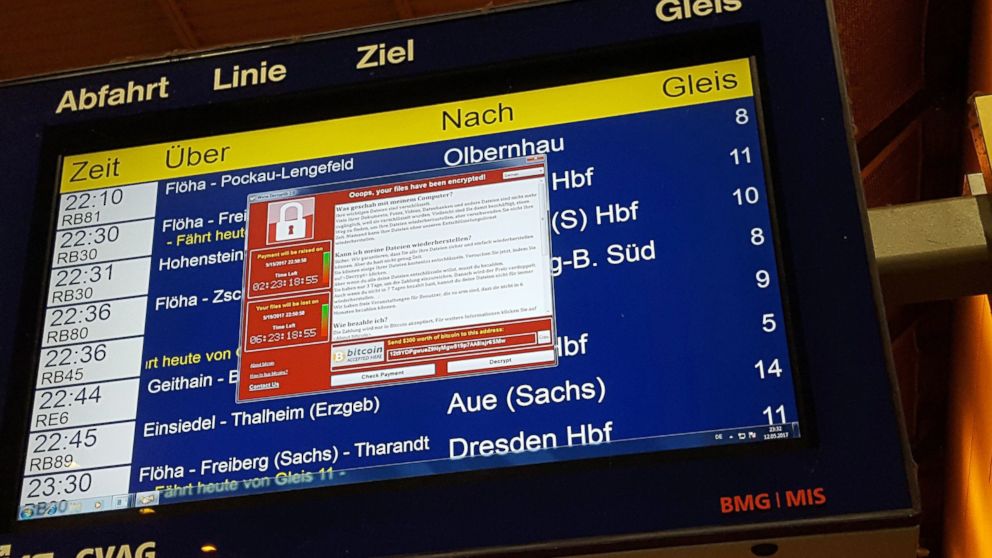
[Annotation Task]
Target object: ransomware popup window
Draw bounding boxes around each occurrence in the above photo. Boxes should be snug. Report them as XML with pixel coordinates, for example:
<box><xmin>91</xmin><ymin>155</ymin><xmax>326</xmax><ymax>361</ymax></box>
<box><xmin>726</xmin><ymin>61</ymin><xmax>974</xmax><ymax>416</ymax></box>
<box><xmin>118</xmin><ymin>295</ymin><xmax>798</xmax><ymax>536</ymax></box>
<box><xmin>239</xmin><ymin>159</ymin><xmax>557</xmax><ymax>400</ymax></box>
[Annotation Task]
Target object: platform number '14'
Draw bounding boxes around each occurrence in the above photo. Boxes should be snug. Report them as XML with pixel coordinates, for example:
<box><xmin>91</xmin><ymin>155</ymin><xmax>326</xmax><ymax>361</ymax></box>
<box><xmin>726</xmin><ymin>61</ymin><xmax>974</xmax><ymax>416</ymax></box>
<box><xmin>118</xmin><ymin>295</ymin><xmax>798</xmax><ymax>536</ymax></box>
<box><xmin>755</xmin><ymin>359</ymin><xmax>783</xmax><ymax>380</ymax></box>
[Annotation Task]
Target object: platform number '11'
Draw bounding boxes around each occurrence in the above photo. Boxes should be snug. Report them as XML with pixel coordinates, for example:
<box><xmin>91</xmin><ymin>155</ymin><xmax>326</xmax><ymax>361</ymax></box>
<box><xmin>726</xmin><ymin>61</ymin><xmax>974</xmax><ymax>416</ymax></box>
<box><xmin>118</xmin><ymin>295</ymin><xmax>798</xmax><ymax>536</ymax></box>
<box><xmin>764</xmin><ymin>405</ymin><xmax>787</xmax><ymax>425</ymax></box>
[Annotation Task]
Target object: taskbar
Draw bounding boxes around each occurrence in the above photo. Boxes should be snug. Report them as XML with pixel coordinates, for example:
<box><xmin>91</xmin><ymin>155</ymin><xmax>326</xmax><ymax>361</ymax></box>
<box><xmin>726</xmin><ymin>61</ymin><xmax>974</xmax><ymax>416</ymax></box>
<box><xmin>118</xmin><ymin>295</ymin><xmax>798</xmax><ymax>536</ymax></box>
<box><xmin>18</xmin><ymin>492</ymin><xmax>141</xmax><ymax>521</ymax></box>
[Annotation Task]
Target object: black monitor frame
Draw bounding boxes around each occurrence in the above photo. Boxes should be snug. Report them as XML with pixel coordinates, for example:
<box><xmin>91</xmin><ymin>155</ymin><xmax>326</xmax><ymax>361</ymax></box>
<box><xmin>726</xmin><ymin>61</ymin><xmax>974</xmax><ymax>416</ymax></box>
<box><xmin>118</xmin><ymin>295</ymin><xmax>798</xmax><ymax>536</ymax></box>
<box><xmin>0</xmin><ymin>1</ymin><xmax>917</xmax><ymax>555</ymax></box>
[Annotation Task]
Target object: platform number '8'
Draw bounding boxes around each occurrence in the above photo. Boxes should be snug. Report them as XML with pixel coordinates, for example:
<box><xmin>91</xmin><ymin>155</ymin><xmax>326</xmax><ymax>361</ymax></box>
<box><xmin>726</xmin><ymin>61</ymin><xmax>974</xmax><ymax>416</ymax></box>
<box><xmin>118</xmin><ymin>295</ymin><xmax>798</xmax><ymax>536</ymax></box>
<box><xmin>736</xmin><ymin>108</ymin><xmax>750</xmax><ymax>125</ymax></box>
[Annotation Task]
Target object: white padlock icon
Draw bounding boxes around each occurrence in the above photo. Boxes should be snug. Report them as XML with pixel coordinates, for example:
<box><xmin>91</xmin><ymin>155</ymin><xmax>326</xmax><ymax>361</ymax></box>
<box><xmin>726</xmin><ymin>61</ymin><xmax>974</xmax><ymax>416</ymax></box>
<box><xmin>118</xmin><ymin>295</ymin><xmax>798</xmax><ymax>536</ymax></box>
<box><xmin>275</xmin><ymin>201</ymin><xmax>307</xmax><ymax>242</ymax></box>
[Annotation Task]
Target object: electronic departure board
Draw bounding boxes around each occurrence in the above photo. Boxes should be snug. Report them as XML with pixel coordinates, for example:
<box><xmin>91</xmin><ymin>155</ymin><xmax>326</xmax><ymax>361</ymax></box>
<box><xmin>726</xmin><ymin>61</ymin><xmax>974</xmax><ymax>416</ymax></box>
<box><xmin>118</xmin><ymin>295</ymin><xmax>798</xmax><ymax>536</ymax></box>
<box><xmin>0</xmin><ymin>1</ymin><xmax>918</xmax><ymax>556</ymax></box>
<box><xmin>18</xmin><ymin>58</ymin><xmax>803</xmax><ymax>520</ymax></box>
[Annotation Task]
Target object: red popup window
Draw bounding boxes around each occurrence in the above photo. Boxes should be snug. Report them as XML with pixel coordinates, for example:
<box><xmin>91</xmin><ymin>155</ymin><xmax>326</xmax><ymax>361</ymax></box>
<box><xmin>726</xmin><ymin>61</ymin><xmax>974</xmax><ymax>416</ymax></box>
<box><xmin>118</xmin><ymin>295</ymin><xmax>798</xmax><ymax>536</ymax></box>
<box><xmin>237</xmin><ymin>158</ymin><xmax>557</xmax><ymax>401</ymax></box>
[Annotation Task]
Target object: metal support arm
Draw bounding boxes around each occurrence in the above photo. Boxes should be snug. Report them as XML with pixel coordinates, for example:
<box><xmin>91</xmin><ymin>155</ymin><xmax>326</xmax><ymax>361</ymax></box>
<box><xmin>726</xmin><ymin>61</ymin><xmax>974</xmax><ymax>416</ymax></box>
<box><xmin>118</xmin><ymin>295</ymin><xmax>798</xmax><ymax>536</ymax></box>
<box><xmin>869</xmin><ymin>175</ymin><xmax>992</xmax><ymax>305</ymax></box>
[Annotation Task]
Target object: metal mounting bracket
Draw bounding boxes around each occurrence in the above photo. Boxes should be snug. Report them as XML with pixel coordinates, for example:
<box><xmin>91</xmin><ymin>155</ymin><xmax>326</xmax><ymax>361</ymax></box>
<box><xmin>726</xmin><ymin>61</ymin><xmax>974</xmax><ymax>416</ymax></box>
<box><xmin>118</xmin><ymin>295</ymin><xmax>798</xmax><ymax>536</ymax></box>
<box><xmin>869</xmin><ymin>174</ymin><xmax>992</xmax><ymax>305</ymax></box>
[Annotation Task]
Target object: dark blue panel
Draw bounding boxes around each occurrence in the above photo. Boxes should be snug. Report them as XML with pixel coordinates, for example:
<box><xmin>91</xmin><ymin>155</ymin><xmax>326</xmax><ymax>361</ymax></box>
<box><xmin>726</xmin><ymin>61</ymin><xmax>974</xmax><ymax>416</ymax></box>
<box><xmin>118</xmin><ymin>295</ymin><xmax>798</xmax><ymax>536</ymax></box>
<box><xmin>0</xmin><ymin>0</ymin><xmax>917</xmax><ymax>555</ymax></box>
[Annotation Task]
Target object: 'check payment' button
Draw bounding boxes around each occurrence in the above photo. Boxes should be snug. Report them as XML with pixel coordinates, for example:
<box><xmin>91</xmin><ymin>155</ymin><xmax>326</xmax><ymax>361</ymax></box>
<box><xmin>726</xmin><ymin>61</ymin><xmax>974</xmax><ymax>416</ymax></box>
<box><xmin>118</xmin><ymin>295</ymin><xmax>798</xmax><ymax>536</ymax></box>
<box><xmin>331</xmin><ymin>364</ymin><xmax>436</xmax><ymax>387</ymax></box>
<box><xmin>448</xmin><ymin>350</ymin><xmax>557</xmax><ymax>374</ymax></box>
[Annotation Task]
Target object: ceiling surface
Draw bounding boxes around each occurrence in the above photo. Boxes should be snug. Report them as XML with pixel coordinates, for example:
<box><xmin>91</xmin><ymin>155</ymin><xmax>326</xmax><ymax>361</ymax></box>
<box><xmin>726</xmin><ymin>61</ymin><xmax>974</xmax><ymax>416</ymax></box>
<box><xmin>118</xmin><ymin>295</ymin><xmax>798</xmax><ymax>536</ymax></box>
<box><xmin>0</xmin><ymin>0</ymin><xmax>530</xmax><ymax>81</ymax></box>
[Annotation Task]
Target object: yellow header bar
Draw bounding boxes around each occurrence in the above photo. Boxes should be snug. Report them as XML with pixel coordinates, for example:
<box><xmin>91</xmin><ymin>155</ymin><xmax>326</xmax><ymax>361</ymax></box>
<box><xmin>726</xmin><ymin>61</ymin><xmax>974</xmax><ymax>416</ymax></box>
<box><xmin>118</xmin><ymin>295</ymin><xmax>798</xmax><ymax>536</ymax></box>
<box><xmin>61</xmin><ymin>58</ymin><xmax>753</xmax><ymax>192</ymax></box>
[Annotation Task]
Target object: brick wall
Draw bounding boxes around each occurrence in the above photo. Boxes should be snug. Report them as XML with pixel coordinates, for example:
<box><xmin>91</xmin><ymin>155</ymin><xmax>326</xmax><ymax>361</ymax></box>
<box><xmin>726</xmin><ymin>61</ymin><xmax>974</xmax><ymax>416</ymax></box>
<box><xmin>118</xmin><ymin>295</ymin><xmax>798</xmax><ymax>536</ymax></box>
<box><xmin>833</xmin><ymin>0</ymin><xmax>975</xmax><ymax>554</ymax></box>
<box><xmin>943</xmin><ymin>0</ymin><xmax>992</xmax><ymax>556</ymax></box>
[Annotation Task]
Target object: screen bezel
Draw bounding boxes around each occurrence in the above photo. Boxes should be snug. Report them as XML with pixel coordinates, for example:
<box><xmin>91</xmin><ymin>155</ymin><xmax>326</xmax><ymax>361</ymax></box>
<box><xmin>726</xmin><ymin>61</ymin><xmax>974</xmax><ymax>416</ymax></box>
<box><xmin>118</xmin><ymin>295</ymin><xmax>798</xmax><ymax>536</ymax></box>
<box><xmin>0</xmin><ymin>1</ymin><xmax>919</xmax><ymax>553</ymax></box>
<box><xmin>1</xmin><ymin>27</ymin><xmax>813</xmax><ymax>531</ymax></box>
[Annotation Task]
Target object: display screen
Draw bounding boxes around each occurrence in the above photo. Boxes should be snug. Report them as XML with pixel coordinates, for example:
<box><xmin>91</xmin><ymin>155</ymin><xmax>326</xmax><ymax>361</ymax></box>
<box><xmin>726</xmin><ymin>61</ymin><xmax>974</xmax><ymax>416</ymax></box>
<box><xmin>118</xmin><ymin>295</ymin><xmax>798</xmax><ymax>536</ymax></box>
<box><xmin>18</xmin><ymin>57</ymin><xmax>802</xmax><ymax>520</ymax></box>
